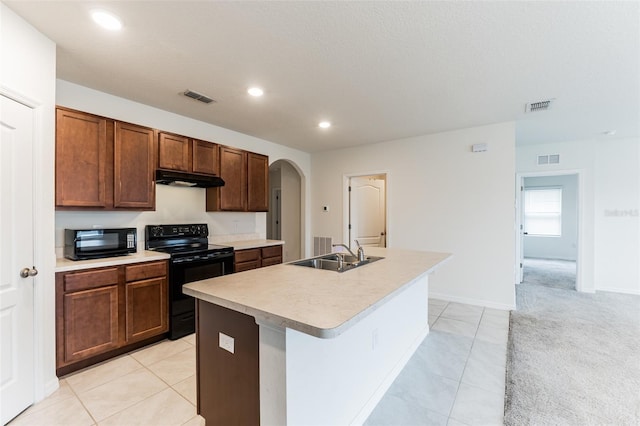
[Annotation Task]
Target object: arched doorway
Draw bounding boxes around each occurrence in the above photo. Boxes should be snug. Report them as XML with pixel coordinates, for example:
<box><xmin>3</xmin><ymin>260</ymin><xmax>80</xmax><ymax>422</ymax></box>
<box><xmin>268</xmin><ymin>160</ymin><xmax>303</xmax><ymax>262</ymax></box>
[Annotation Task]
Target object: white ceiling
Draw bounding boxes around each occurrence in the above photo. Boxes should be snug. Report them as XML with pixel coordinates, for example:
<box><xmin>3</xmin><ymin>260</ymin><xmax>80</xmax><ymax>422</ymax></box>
<box><xmin>6</xmin><ymin>1</ymin><xmax>639</xmax><ymax>153</ymax></box>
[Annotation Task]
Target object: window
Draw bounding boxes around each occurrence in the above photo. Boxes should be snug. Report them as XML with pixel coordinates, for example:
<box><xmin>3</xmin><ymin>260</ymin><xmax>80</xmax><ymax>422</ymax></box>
<box><xmin>524</xmin><ymin>188</ymin><xmax>562</xmax><ymax>236</ymax></box>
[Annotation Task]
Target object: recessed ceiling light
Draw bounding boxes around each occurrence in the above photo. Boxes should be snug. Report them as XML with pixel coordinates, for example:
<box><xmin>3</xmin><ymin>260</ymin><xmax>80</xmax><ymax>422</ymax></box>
<box><xmin>248</xmin><ymin>87</ymin><xmax>264</xmax><ymax>97</ymax></box>
<box><xmin>318</xmin><ymin>121</ymin><xmax>331</xmax><ymax>129</ymax></box>
<box><xmin>603</xmin><ymin>130</ymin><xmax>617</xmax><ymax>136</ymax></box>
<box><xmin>91</xmin><ymin>10</ymin><xmax>123</xmax><ymax>31</ymax></box>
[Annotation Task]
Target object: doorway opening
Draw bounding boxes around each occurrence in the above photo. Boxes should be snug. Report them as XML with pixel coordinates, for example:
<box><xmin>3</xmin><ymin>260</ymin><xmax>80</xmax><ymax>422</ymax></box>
<box><xmin>267</xmin><ymin>160</ymin><xmax>303</xmax><ymax>262</ymax></box>
<box><xmin>515</xmin><ymin>171</ymin><xmax>583</xmax><ymax>291</ymax></box>
<box><xmin>343</xmin><ymin>173</ymin><xmax>388</xmax><ymax>250</ymax></box>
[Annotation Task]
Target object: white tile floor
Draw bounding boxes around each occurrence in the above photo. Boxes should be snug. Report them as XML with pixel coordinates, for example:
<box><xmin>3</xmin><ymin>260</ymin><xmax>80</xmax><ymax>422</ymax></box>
<box><xmin>10</xmin><ymin>299</ymin><xmax>508</xmax><ymax>426</ymax></box>
<box><xmin>365</xmin><ymin>299</ymin><xmax>509</xmax><ymax>426</ymax></box>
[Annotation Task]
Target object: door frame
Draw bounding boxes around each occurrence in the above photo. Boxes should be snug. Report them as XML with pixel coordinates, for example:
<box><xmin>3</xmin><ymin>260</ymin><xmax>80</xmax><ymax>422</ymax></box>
<box><xmin>515</xmin><ymin>169</ymin><xmax>585</xmax><ymax>292</ymax></box>
<box><xmin>342</xmin><ymin>171</ymin><xmax>390</xmax><ymax>249</ymax></box>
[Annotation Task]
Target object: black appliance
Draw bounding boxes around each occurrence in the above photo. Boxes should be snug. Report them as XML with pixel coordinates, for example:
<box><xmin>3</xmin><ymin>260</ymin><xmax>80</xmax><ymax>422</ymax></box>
<box><xmin>155</xmin><ymin>169</ymin><xmax>225</xmax><ymax>188</ymax></box>
<box><xmin>145</xmin><ymin>223</ymin><xmax>234</xmax><ymax>340</ymax></box>
<box><xmin>64</xmin><ymin>228</ymin><xmax>136</xmax><ymax>260</ymax></box>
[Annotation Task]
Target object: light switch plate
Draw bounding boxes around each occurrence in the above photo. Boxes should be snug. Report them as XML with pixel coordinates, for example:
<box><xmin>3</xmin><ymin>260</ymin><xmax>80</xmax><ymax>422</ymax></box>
<box><xmin>219</xmin><ymin>332</ymin><xmax>235</xmax><ymax>354</ymax></box>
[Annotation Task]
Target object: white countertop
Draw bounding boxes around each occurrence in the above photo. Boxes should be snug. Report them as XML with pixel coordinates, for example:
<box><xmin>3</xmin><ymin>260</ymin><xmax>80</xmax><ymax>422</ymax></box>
<box><xmin>222</xmin><ymin>239</ymin><xmax>284</xmax><ymax>250</ymax></box>
<box><xmin>55</xmin><ymin>251</ymin><xmax>170</xmax><ymax>273</ymax></box>
<box><xmin>183</xmin><ymin>247</ymin><xmax>451</xmax><ymax>338</ymax></box>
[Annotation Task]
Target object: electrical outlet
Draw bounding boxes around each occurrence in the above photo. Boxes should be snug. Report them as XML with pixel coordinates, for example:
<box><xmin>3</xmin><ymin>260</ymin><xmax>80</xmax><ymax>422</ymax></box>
<box><xmin>219</xmin><ymin>332</ymin><xmax>235</xmax><ymax>354</ymax></box>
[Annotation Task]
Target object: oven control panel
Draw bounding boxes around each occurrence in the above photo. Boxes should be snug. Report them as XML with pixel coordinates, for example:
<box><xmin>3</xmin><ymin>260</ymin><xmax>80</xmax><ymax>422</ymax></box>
<box><xmin>146</xmin><ymin>224</ymin><xmax>208</xmax><ymax>239</ymax></box>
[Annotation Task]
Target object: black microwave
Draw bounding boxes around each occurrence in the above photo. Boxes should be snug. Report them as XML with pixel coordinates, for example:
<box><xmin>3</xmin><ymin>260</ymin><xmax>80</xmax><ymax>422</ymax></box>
<box><xmin>64</xmin><ymin>228</ymin><xmax>137</xmax><ymax>260</ymax></box>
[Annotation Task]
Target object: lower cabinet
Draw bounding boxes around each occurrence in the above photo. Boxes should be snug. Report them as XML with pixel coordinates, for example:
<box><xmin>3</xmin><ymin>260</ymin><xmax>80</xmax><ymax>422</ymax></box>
<box><xmin>56</xmin><ymin>260</ymin><xmax>168</xmax><ymax>376</ymax></box>
<box><xmin>234</xmin><ymin>245</ymin><xmax>283</xmax><ymax>272</ymax></box>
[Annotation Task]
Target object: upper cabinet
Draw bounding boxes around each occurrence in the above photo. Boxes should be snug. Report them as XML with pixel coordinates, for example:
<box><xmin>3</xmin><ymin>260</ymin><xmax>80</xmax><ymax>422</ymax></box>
<box><xmin>206</xmin><ymin>147</ymin><xmax>268</xmax><ymax>212</ymax></box>
<box><xmin>56</xmin><ymin>107</ymin><xmax>156</xmax><ymax>210</ymax></box>
<box><xmin>158</xmin><ymin>132</ymin><xmax>218</xmax><ymax>176</ymax></box>
<box><xmin>247</xmin><ymin>152</ymin><xmax>269</xmax><ymax>212</ymax></box>
<box><xmin>56</xmin><ymin>108</ymin><xmax>109</xmax><ymax>208</ymax></box>
<box><xmin>56</xmin><ymin>107</ymin><xmax>268</xmax><ymax>213</ymax></box>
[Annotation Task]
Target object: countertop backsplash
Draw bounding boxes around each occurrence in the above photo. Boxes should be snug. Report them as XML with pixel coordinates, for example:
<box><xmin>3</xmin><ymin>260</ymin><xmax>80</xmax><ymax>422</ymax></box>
<box><xmin>55</xmin><ymin>185</ymin><xmax>267</xmax><ymax>259</ymax></box>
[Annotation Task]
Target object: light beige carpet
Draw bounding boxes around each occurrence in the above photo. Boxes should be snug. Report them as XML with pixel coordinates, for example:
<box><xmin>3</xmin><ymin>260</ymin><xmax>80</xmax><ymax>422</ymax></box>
<box><xmin>505</xmin><ymin>283</ymin><xmax>640</xmax><ymax>425</ymax></box>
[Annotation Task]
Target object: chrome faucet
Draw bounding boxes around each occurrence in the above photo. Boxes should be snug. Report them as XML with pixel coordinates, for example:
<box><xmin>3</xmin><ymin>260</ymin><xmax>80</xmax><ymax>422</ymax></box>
<box><xmin>354</xmin><ymin>240</ymin><xmax>365</xmax><ymax>262</ymax></box>
<box><xmin>332</xmin><ymin>241</ymin><xmax>366</xmax><ymax>262</ymax></box>
<box><xmin>332</xmin><ymin>243</ymin><xmax>357</xmax><ymax>258</ymax></box>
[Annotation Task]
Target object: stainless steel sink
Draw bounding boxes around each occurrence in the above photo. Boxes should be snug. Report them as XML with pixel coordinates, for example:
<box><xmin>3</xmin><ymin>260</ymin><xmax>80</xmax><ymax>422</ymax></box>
<box><xmin>289</xmin><ymin>253</ymin><xmax>384</xmax><ymax>273</ymax></box>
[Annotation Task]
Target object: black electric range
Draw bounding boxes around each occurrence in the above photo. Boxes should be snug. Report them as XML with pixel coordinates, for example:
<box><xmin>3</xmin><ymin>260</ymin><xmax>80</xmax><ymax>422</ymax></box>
<box><xmin>145</xmin><ymin>224</ymin><xmax>234</xmax><ymax>339</ymax></box>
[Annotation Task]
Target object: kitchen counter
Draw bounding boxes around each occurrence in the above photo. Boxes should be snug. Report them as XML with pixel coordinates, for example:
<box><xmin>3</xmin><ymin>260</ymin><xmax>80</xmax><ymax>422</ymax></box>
<box><xmin>184</xmin><ymin>247</ymin><xmax>450</xmax><ymax>338</ymax></box>
<box><xmin>218</xmin><ymin>239</ymin><xmax>284</xmax><ymax>250</ymax></box>
<box><xmin>55</xmin><ymin>250</ymin><xmax>170</xmax><ymax>273</ymax></box>
<box><xmin>187</xmin><ymin>247</ymin><xmax>452</xmax><ymax>425</ymax></box>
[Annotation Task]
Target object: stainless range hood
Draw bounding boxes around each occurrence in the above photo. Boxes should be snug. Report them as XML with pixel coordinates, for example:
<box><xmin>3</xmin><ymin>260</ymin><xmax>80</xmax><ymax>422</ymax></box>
<box><xmin>155</xmin><ymin>170</ymin><xmax>225</xmax><ymax>188</ymax></box>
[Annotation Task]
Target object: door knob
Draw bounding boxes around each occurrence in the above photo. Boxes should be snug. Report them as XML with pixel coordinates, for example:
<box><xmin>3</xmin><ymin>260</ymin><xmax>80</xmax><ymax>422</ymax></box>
<box><xmin>20</xmin><ymin>266</ymin><xmax>38</xmax><ymax>278</ymax></box>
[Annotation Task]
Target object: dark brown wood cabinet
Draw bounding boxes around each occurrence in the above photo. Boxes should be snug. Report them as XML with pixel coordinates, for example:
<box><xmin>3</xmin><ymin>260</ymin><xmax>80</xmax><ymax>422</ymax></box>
<box><xmin>56</xmin><ymin>107</ymin><xmax>156</xmax><ymax>210</ymax></box>
<box><xmin>114</xmin><ymin>122</ymin><xmax>156</xmax><ymax>209</ymax></box>
<box><xmin>206</xmin><ymin>147</ymin><xmax>268</xmax><ymax>212</ymax></box>
<box><xmin>247</xmin><ymin>152</ymin><xmax>269</xmax><ymax>211</ymax></box>
<box><xmin>124</xmin><ymin>261</ymin><xmax>168</xmax><ymax>343</ymax></box>
<box><xmin>192</xmin><ymin>139</ymin><xmax>218</xmax><ymax>175</ymax></box>
<box><xmin>59</xmin><ymin>267</ymin><xmax>120</xmax><ymax>365</ymax></box>
<box><xmin>158</xmin><ymin>132</ymin><xmax>190</xmax><ymax>172</ymax></box>
<box><xmin>158</xmin><ymin>132</ymin><xmax>218</xmax><ymax>176</ymax></box>
<box><xmin>56</xmin><ymin>260</ymin><xmax>169</xmax><ymax>375</ymax></box>
<box><xmin>55</xmin><ymin>108</ymin><xmax>109</xmax><ymax>208</ymax></box>
<box><xmin>234</xmin><ymin>245</ymin><xmax>283</xmax><ymax>272</ymax></box>
<box><xmin>196</xmin><ymin>301</ymin><xmax>259</xmax><ymax>425</ymax></box>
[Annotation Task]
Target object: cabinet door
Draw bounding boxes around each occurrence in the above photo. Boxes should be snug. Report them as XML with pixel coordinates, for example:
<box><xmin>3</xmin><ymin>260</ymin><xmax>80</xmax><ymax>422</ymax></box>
<box><xmin>247</xmin><ymin>152</ymin><xmax>269</xmax><ymax>212</ymax></box>
<box><xmin>158</xmin><ymin>132</ymin><xmax>190</xmax><ymax>172</ymax></box>
<box><xmin>125</xmin><ymin>277</ymin><xmax>168</xmax><ymax>343</ymax></box>
<box><xmin>63</xmin><ymin>285</ymin><xmax>119</xmax><ymax>363</ymax></box>
<box><xmin>192</xmin><ymin>139</ymin><xmax>218</xmax><ymax>175</ymax></box>
<box><xmin>56</xmin><ymin>108</ymin><xmax>108</xmax><ymax>207</ymax></box>
<box><xmin>114</xmin><ymin>122</ymin><xmax>156</xmax><ymax>209</ymax></box>
<box><xmin>218</xmin><ymin>146</ymin><xmax>247</xmax><ymax>211</ymax></box>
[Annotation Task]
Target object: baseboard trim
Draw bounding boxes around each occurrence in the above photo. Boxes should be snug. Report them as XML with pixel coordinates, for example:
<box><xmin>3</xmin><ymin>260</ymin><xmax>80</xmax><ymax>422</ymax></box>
<box><xmin>596</xmin><ymin>287</ymin><xmax>640</xmax><ymax>296</ymax></box>
<box><xmin>42</xmin><ymin>377</ymin><xmax>60</xmax><ymax>401</ymax></box>
<box><xmin>429</xmin><ymin>292</ymin><xmax>515</xmax><ymax>310</ymax></box>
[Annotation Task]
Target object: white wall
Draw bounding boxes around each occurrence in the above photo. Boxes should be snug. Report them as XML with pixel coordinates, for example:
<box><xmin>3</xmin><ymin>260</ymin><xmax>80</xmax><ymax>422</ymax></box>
<box><xmin>524</xmin><ymin>174</ymin><xmax>579</xmax><ymax>260</ymax></box>
<box><xmin>312</xmin><ymin>122</ymin><xmax>517</xmax><ymax>309</ymax></box>
<box><xmin>55</xmin><ymin>80</ymin><xmax>312</xmax><ymax>254</ymax></box>
<box><xmin>594</xmin><ymin>138</ymin><xmax>640</xmax><ymax>294</ymax></box>
<box><xmin>516</xmin><ymin>137</ymin><xmax>640</xmax><ymax>295</ymax></box>
<box><xmin>1</xmin><ymin>2</ymin><xmax>57</xmax><ymax>399</ymax></box>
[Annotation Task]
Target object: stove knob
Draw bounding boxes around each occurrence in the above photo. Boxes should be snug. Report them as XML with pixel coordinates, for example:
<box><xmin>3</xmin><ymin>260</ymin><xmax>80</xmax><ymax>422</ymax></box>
<box><xmin>151</xmin><ymin>226</ymin><xmax>163</xmax><ymax>237</ymax></box>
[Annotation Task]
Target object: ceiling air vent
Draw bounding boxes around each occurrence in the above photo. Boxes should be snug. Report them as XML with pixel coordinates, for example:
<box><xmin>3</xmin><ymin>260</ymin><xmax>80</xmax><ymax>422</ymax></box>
<box><xmin>183</xmin><ymin>89</ymin><xmax>215</xmax><ymax>104</ymax></box>
<box><xmin>525</xmin><ymin>99</ymin><xmax>553</xmax><ymax>113</ymax></box>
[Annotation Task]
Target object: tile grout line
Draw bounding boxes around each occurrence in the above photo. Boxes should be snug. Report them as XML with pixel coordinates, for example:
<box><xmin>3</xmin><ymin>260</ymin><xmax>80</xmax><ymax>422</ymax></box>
<box><xmin>445</xmin><ymin>306</ymin><xmax>483</xmax><ymax>423</ymax></box>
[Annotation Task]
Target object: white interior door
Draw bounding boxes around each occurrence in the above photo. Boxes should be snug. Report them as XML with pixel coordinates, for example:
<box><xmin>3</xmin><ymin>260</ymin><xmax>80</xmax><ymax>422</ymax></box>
<box><xmin>1</xmin><ymin>95</ymin><xmax>36</xmax><ymax>424</ymax></box>
<box><xmin>349</xmin><ymin>176</ymin><xmax>386</xmax><ymax>248</ymax></box>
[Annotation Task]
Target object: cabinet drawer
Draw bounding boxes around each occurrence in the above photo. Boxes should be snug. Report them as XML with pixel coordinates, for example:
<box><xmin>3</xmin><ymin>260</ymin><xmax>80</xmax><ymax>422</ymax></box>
<box><xmin>125</xmin><ymin>261</ymin><xmax>167</xmax><ymax>282</ymax></box>
<box><xmin>261</xmin><ymin>245</ymin><xmax>282</xmax><ymax>259</ymax></box>
<box><xmin>261</xmin><ymin>256</ymin><xmax>282</xmax><ymax>267</ymax></box>
<box><xmin>235</xmin><ymin>261</ymin><xmax>260</xmax><ymax>273</ymax></box>
<box><xmin>64</xmin><ymin>267</ymin><xmax>119</xmax><ymax>292</ymax></box>
<box><xmin>235</xmin><ymin>249</ymin><xmax>260</xmax><ymax>263</ymax></box>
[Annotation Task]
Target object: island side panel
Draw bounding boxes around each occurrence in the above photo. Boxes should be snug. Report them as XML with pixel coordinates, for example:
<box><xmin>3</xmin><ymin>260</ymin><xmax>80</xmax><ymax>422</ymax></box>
<box><xmin>285</xmin><ymin>274</ymin><xmax>429</xmax><ymax>425</ymax></box>
<box><xmin>196</xmin><ymin>300</ymin><xmax>260</xmax><ymax>425</ymax></box>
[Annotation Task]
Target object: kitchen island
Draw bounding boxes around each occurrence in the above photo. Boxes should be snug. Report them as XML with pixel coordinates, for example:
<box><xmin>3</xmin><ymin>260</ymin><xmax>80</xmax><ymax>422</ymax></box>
<box><xmin>183</xmin><ymin>247</ymin><xmax>450</xmax><ymax>425</ymax></box>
